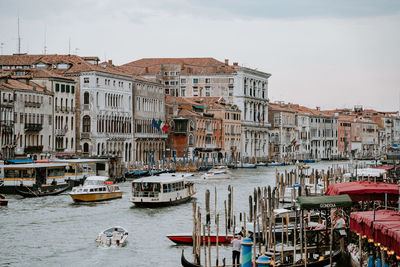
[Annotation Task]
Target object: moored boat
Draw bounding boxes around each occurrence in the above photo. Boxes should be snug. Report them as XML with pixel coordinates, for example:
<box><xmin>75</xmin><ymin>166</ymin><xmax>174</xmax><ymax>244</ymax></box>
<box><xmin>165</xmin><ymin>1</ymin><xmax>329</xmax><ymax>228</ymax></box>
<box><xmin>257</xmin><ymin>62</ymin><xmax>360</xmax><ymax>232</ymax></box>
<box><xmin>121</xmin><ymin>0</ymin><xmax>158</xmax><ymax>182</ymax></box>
<box><xmin>256</xmin><ymin>162</ymin><xmax>268</xmax><ymax>167</ymax></box>
<box><xmin>15</xmin><ymin>184</ymin><xmax>70</xmax><ymax>198</ymax></box>
<box><xmin>237</xmin><ymin>163</ymin><xmax>257</xmax><ymax>169</ymax></box>
<box><xmin>0</xmin><ymin>194</ymin><xmax>8</xmax><ymax>206</ymax></box>
<box><xmin>95</xmin><ymin>226</ymin><xmax>128</xmax><ymax>247</ymax></box>
<box><xmin>131</xmin><ymin>174</ymin><xmax>195</xmax><ymax>207</ymax></box>
<box><xmin>167</xmin><ymin>233</ymin><xmax>233</xmax><ymax>245</ymax></box>
<box><xmin>69</xmin><ymin>176</ymin><xmax>123</xmax><ymax>202</ymax></box>
<box><xmin>201</xmin><ymin>167</ymin><xmax>231</xmax><ymax>180</ymax></box>
<box><xmin>267</xmin><ymin>162</ymin><xmax>285</xmax><ymax>166</ymax></box>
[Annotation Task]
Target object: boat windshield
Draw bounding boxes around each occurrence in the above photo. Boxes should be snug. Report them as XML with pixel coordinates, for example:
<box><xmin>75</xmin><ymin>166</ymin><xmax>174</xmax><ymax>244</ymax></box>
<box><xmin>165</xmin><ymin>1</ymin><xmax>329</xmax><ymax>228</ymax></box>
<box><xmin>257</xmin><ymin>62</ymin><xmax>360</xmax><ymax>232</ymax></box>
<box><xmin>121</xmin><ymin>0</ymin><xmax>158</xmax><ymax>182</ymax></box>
<box><xmin>84</xmin><ymin>179</ymin><xmax>105</xmax><ymax>186</ymax></box>
<box><xmin>133</xmin><ymin>182</ymin><xmax>161</xmax><ymax>192</ymax></box>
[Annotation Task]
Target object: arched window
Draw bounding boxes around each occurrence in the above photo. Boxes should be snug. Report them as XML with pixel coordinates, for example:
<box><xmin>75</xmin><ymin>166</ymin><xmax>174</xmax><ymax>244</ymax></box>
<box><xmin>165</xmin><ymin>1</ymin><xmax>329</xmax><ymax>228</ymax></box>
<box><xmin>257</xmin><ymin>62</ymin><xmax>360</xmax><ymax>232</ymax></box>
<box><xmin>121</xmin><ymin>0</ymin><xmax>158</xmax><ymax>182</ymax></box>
<box><xmin>83</xmin><ymin>143</ymin><xmax>89</xmax><ymax>153</ymax></box>
<box><xmin>84</xmin><ymin>92</ymin><xmax>90</xmax><ymax>105</ymax></box>
<box><xmin>188</xmin><ymin>134</ymin><xmax>194</xmax><ymax>146</ymax></box>
<box><xmin>82</xmin><ymin>115</ymin><xmax>91</xmax><ymax>132</ymax></box>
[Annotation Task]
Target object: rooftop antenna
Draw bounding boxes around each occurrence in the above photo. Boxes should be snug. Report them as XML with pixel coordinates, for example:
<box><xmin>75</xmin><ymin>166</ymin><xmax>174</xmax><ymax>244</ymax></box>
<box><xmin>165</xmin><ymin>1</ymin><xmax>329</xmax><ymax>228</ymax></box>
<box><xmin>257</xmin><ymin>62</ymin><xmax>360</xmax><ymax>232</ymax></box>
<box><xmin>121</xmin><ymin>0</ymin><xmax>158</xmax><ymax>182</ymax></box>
<box><xmin>17</xmin><ymin>14</ymin><xmax>21</xmax><ymax>54</ymax></box>
<box><xmin>43</xmin><ymin>24</ymin><xmax>47</xmax><ymax>54</ymax></box>
<box><xmin>68</xmin><ymin>37</ymin><xmax>71</xmax><ymax>55</ymax></box>
<box><xmin>0</xmin><ymin>43</ymin><xmax>4</xmax><ymax>55</ymax></box>
<box><xmin>74</xmin><ymin>47</ymin><xmax>79</xmax><ymax>55</ymax></box>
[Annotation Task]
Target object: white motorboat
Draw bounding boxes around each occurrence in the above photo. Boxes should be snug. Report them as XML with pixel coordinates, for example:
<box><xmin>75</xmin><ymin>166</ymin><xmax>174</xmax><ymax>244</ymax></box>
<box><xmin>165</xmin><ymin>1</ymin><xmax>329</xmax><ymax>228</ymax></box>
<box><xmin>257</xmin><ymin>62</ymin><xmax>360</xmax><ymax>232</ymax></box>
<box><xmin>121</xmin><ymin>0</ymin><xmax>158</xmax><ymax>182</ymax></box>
<box><xmin>96</xmin><ymin>226</ymin><xmax>128</xmax><ymax>247</ymax></box>
<box><xmin>202</xmin><ymin>167</ymin><xmax>231</xmax><ymax>180</ymax></box>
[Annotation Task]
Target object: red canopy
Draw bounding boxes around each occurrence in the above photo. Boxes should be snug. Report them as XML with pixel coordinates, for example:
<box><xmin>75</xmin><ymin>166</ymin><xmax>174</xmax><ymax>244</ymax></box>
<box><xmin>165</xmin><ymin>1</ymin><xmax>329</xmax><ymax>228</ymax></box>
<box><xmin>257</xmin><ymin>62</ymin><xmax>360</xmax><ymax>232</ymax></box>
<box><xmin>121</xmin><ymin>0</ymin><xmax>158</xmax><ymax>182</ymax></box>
<box><xmin>373</xmin><ymin>164</ymin><xmax>400</xmax><ymax>171</ymax></box>
<box><xmin>325</xmin><ymin>181</ymin><xmax>399</xmax><ymax>201</ymax></box>
<box><xmin>350</xmin><ymin>210</ymin><xmax>400</xmax><ymax>254</ymax></box>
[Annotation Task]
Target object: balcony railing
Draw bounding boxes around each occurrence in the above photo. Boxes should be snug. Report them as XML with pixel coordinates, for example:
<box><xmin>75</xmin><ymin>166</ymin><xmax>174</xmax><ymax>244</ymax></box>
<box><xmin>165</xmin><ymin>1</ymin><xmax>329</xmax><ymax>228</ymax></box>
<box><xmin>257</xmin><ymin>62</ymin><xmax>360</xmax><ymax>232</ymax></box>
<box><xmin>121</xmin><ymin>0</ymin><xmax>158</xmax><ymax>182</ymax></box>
<box><xmin>56</xmin><ymin>129</ymin><xmax>66</xmax><ymax>136</ymax></box>
<box><xmin>81</xmin><ymin>132</ymin><xmax>91</xmax><ymax>139</ymax></box>
<box><xmin>205</xmin><ymin>129</ymin><xmax>213</xmax><ymax>135</ymax></box>
<box><xmin>82</xmin><ymin>104</ymin><xmax>90</xmax><ymax>111</ymax></box>
<box><xmin>24</xmin><ymin>102</ymin><xmax>41</xmax><ymax>108</ymax></box>
<box><xmin>1</xmin><ymin>120</ymin><xmax>14</xmax><ymax>127</ymax></box>
<box><xmin>24</xmin><ymin>145</ymin><xmax>43</xmax><ymax>153</ymax></box>
<box><xmin>25</xmin><ymin>123</ymin><xmax>43</xmax><ymax>132</ymax></box>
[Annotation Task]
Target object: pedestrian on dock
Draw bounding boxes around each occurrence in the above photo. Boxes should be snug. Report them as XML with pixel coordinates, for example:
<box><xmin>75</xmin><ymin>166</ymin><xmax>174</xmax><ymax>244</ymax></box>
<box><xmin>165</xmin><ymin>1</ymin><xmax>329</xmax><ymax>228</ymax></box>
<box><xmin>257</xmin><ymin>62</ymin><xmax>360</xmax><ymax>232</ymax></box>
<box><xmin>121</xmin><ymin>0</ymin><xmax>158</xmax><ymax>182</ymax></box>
<box><xmin>231</xmin><ymin>234</ymin><xmax>241</xmax><ymax>266</ymax></box>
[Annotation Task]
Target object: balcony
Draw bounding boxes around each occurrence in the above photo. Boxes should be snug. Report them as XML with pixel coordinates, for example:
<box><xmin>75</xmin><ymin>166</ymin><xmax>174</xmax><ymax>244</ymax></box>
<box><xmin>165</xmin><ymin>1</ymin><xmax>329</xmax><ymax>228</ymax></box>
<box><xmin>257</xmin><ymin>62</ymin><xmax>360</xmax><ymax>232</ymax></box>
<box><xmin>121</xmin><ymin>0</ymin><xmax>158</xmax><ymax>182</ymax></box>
<box><xmin>24</xmin><ymin>102</ymin><xmax>41</xmax><ymax>108</ymax></box>
<box><xmin>1</xmin><ymin>120</ymin><xmax>14</xmax><ymax>127</ymax></box>
<box><xmin>55</xmin><ymin>146</ymin><xmax>65</xmax><ymax>151</ymax></box>
<box><xmin>205</xmin><ymin>129</ymin><xmax>213</xmax><ymax>135</ymax></box>
<box><xmin>56</xmin><ymin>129</ymin><xmax>66</xmax><ymax>136</ymax></box>
<box><xmin>81</xmin><ymin>132</ymin><xmax>91</xmax><ymax>139</ymax></box>
<box><xmin>205</xmin><ymin>144</ymin><xmax>216</xmax><ymax>149</ymax></box>
<box><xmin>82</xmin><ymin>104</ymin><xmax>90</xmax><ymax>111</ymax></box>
<box><xmin>25</xmin><ymin>123</ymin><xmax>43</xmax><ymax>132</ymax></box>
<box><xmin>24</xmin><ymin>145</ymin><xmax>43</xmax><ymax>153</ymax></box>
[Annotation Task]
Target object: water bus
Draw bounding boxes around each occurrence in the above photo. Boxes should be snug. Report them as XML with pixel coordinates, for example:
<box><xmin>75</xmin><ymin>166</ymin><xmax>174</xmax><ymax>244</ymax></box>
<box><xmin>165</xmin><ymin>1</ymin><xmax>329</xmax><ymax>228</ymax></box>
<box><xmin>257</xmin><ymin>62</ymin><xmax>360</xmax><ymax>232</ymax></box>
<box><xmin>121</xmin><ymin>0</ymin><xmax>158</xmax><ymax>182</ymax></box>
<box><xmin>52</xmin><ymin>158</ymin><xmax>110</xmax><ymax>186</ymax></box>
<box><xmin>131</xmin><ymin>174</ymin><xmax>195</xmax><ymax>207</ymax></box>
<box><xmin>69</xmin><ymin>176</ymin><xmax>122</xmax><ymax>202</ymax></box>
<box><xmin>0</xmin><ymin>162</ymin><xmax>68</xmax><ymax>194</ymax></box>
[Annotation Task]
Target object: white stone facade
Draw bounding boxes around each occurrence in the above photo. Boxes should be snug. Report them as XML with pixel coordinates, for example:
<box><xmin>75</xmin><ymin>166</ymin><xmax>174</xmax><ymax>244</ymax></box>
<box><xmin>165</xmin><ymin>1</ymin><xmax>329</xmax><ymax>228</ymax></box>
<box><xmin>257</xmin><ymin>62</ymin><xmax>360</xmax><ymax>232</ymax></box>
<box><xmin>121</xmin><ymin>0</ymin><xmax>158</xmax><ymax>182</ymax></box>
<box><xmin>233</xmin><ymin>67</ymin><xmax>271</xmax><ymax>161</ymax></box>
<box><xmin>78</xmin><ymin>71</ymin><xmax>133</xmax><ymax>166</ymax></box>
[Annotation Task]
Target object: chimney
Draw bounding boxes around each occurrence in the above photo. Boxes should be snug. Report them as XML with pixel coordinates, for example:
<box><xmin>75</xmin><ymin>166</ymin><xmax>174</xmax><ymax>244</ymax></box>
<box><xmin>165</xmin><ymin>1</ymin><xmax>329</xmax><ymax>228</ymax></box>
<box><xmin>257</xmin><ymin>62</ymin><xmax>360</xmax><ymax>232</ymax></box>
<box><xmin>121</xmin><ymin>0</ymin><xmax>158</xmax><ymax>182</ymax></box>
<box><xmin>316</xmin><ymin>106</ymin><xmax>320</xmax><ymax>111</ymax></box>
<box><xmin>180</xmin><ymin>62</ymin><xmax>184</xmax><ymax>70</ymax></box>
<box><xmin>108</xmin><ymin>60</ymin><xmax>112</xmax><ymax>65</ymax></box>
<box><xmin>33</xmin><ymin>84</ymin><xmax>37</xmax><ymax>91</ymax></box>
<box><xmin>145</xmin><ymin>67</ymin><xmax>149</xmax><ymax>74</ymax></box>
<box><xmin>224</xmin><ymin>59</ymin><xmax>229</xmax><ymax>66</ymax></box>
<box><xmin>188</xmin><ymin>67</ymin><xmax>192</xmax><ymax>74</ymax></box>
<box><xmin>233</xmin><ymin>62</ymin><xmax>238</xmax><ymax>66</ymax></box>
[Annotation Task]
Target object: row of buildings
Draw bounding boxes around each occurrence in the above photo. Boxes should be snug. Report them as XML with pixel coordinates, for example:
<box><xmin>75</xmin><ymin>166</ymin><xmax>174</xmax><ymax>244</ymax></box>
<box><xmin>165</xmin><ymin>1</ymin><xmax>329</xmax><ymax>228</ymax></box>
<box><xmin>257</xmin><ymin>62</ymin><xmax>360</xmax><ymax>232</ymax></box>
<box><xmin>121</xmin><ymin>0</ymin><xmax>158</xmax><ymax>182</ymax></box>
<box><xmin>0</xmin><ymin>54</ymin><xmax>398</xmax><ymax>167</ymax></box>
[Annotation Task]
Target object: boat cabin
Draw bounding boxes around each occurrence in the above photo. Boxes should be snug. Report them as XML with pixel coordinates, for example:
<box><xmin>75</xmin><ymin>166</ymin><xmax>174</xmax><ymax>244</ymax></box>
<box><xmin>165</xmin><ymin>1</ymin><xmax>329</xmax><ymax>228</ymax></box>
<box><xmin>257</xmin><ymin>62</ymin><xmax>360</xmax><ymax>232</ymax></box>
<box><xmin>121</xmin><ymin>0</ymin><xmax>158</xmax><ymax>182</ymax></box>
<box><xmin>132</xmin><ymin>176</ymin><xmax>186</xmax><ymax>198</ymax></box>
<box><xmin>52</xmin><ymin>159</ymin><xmax>109</xmax><ymax>182</ymax></box>
<box><xmin>1</xmin><ymin>163</ymin><xmax>68</xmax><ymax>187</ymax></box>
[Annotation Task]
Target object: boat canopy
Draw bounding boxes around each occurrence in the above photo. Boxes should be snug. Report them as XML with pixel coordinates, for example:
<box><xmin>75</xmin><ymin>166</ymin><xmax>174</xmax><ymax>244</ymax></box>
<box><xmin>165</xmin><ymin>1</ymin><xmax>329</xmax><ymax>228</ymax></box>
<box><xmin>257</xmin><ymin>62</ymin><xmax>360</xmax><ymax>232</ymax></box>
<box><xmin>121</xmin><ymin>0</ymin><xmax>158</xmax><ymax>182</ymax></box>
<box><xmin>6</xmin><ymin>159</ymin><xmax>34</xmax><ymax>164</ymax></box>
<box><xmin>85</xmin><ymin>176</ymin><xmax>108</xmax><ymax>181</ymax></box>
<box><xmin>325</xmin><ymin>181</ymin><xmax>399</xmax><ymax>201</ymax></box>
<box><xmin>3</xmin><ymin>163</ymin><xmax>68</xmax><ymax>169</ymax></box>
<box><xmin>297</xmin><ymin>194</ymin><xmax>352</xmax><ymax>210</ymax></box>
<box><xmin>134</xmin><ymin>174</ymin><xmax>186</xmax><ymax>184</ymax></box>
<box><xmin>350</xmin><ymin>210</ymin><xmax>400</xmax><ymax>255</ymax></box>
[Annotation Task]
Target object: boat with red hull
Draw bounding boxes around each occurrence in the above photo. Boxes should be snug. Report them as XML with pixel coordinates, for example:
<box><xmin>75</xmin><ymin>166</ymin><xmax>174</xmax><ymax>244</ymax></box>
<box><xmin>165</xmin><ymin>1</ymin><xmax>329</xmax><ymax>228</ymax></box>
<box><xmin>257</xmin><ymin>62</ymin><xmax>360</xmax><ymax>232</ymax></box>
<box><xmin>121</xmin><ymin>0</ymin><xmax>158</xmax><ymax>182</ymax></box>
<box><xmin>167</xmin><ymin>233</ymin><xmax>233</xmax><ymax>245</ymax></box>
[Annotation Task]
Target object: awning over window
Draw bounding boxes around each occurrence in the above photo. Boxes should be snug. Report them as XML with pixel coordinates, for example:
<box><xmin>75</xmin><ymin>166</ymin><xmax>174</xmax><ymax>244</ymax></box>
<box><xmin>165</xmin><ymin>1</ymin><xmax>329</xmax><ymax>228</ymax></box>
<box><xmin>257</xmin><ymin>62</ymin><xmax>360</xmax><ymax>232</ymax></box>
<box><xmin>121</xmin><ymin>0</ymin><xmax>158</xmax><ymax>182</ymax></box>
<box><xmin>297</xmin><ymin>194</ymin><xmax>352</xmax><ymax>210</ymax></box>
<box><xmin>325</xmin><ymin>181</ymin><xmax>399</xmax><ymax>201</ymax></box>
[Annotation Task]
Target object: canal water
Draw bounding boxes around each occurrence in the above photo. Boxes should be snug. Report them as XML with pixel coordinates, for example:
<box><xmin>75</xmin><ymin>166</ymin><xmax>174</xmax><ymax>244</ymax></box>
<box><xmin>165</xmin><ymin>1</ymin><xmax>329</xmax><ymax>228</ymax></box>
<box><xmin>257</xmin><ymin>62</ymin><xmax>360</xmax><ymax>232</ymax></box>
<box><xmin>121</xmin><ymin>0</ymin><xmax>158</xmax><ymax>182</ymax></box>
<box><xmin>0</xmin><ymin>161</ymin><xmax>350</xmax><ymax>267</ymax></box>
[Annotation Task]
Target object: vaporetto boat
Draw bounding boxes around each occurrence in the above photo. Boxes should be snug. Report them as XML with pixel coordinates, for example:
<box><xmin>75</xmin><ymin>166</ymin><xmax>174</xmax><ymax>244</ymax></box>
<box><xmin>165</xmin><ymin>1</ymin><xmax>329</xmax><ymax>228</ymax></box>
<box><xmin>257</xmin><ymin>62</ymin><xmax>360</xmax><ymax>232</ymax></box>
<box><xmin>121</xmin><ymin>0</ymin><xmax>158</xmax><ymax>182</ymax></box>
<box><xmin>69</xmin><ymin>176</ymin><xmax>122</xmax><ymax>202</ymax></box>
<box><xmin>130</xmin><ymin>174</ymin><xmax>196</xmax><ymax>207</ymax></box>
<box><xmin>201</xmin><ymin>166</ymin><xmax>231</xmax><ymax>180</ymax></box>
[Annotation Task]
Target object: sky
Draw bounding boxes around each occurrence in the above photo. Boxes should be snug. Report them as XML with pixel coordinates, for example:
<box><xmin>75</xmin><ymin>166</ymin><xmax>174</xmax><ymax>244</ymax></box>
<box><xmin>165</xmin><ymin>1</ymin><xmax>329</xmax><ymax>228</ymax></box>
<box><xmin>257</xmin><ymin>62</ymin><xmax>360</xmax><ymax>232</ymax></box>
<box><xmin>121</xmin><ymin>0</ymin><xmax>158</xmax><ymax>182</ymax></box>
<box><xmin>0</xmin><ymin>0</ymin><xmax>399</xmax><ymax>112</ymax></box>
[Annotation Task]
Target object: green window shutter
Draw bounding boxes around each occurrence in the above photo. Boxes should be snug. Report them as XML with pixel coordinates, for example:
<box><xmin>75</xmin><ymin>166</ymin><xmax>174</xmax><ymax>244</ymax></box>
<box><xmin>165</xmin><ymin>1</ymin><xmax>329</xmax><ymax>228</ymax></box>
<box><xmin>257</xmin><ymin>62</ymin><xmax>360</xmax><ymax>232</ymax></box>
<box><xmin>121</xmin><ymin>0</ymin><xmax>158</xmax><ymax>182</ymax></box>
<box><xmin>55</xmin><ymin>84</ymin><xmax>59</xmax><ymax>92</ymax></box>
<box><xmin>71</xmin><ymin>86</ymin><xmax>75</xmax><ymax>94</ymax></box>
<box><xmin>66</xmin><ymin>85</ymin><xmax>70</xmax><ymax>93</ymax></box>
<box><xmin>61</xmin><ymin>84</ymin><xmax>65</xmax><ymax>92</ymax></box>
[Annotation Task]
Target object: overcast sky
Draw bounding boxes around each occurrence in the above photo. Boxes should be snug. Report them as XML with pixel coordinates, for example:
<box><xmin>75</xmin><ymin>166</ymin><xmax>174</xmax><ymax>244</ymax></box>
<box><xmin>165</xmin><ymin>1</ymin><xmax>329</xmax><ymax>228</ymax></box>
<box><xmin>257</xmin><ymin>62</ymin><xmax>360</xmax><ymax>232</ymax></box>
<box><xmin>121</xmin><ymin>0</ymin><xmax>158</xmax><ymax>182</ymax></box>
<box><xmin>0</xmin><ymin>0</ymin><xmax>399</xmax><ymax>111</ymax></box>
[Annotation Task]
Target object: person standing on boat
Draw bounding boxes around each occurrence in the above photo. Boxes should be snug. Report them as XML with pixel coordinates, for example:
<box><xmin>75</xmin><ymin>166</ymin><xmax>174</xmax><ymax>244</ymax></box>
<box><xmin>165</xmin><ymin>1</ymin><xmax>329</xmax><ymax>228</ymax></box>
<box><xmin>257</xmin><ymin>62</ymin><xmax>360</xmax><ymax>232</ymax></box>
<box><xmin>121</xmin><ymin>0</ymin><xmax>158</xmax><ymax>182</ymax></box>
<box><xmin>112</xmin><ymin>228</ymin><xmax>121</xmax><ymax>246</ymax></box>
<box><xmin>231</xmin><ymin>235</ymin><xmax>241</xmax><ymax>266</ymax></box>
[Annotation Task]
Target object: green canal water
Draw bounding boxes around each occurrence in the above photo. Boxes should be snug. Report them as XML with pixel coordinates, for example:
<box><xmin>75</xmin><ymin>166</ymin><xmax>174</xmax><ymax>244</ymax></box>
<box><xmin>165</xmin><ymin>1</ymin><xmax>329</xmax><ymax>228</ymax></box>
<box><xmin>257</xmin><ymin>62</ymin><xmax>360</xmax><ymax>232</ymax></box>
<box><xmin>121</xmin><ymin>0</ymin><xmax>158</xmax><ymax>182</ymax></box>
<box><xmin>0</xmin><ymin>161</ymin><xmax>350</xmax><ymax>267</ymax></box>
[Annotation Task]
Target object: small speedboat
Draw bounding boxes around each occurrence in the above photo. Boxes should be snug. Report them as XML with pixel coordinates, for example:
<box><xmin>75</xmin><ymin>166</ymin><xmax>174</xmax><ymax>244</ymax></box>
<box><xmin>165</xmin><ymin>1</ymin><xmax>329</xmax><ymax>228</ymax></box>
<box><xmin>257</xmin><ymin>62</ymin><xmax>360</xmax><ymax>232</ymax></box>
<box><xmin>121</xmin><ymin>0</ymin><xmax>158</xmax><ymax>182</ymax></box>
<box><xmin>96</xmin><ymin>226</ymin><xmax>128</xmax><ymax>247</ymax></box>
<box><xmin>202</xmin><ymin>167</ymin><xmax>231</xmax><ymax>180</ymax></box>
<box><xmin>256</xmin><ymin>162</ymin><xmax>268</xmax><ymax>167</ymax></box>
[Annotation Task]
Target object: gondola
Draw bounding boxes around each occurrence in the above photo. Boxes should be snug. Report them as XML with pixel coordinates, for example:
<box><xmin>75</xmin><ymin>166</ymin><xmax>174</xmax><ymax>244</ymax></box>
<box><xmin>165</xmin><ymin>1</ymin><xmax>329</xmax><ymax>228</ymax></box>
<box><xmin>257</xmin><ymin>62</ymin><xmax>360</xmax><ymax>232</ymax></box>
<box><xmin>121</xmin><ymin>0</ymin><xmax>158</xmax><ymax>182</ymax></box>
<box><xmin>15</xmin><ymin>184</ymin><xmax>70</xmax><ymax>198</ymax></box>
<box><xmin>181</xmin><ymin>250</ymin><xmax>202</xmax><ymax>267</ymax></box>
<box><xmin>281</xmin><ymin>250</ymin><xmax>342</xmax><ymax>267</ymax></box>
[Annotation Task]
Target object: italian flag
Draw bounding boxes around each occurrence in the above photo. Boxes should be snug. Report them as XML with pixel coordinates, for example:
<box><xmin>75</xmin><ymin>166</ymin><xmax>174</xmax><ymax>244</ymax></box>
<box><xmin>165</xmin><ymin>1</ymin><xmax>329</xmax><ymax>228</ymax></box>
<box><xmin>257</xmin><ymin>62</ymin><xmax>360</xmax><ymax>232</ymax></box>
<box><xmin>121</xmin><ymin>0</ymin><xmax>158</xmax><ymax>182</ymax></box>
<box><xmin>291</xmin><ymin>138</ymin><xmax>297</xmax><ymax>146</ymax></box>
<box><xmin>157</xmin><ymin>120</ymin><xmax>168</xmax><ymax>132</ymax></box>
